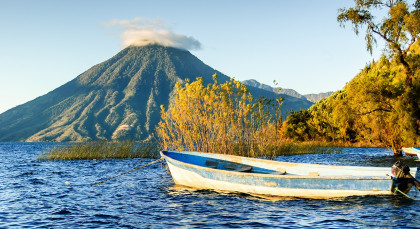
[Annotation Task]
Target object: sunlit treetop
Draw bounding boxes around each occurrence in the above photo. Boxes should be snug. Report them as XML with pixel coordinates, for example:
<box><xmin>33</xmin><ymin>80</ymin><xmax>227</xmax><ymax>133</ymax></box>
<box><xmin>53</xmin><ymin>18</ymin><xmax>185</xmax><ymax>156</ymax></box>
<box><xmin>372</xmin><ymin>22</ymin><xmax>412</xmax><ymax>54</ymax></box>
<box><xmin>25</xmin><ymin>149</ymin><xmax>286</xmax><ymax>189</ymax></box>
<box><xmin>338</xmin><ymin>0</ymin><xmax>419</xmax><ymax>57</ymax></box>
<box><xmin>338</xmin><ymin>0</ymin><xmax>420</xmax><ymax>87</ymax></box>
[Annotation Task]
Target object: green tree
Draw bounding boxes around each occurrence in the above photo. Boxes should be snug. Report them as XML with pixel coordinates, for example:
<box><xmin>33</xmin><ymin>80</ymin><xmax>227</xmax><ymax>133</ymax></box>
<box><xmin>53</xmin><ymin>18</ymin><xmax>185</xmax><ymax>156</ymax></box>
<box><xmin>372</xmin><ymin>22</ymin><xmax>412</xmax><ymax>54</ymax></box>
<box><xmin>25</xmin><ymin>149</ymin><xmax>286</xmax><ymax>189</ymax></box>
<box><xmin>345</xmin><ymin>57</ymin><xmax>409</xmax><ymax>153</ymax></box>
<box><xmin>284</xmin><ymin>110</ymin><xmax>315</xmax><ymax>141</ymax></box>
<box><xmin>338</xmin><ymin>0</ymin><xmax>419</xmax><ymax>84</ymax></box>
<box><xmin>338</xmin><ymin>0</ymin><xmax>420</xmax><ymax>154</ymax></box>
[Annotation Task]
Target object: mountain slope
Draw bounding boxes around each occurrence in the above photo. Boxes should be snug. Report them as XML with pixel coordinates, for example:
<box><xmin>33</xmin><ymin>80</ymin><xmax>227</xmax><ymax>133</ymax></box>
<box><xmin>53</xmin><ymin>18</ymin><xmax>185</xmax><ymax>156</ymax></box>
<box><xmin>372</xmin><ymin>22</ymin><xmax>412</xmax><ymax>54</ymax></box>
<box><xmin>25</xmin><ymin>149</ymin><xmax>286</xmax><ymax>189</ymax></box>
<box><xmin>242</xmin><ymin>79</ymin><xmax>333</xmax><ymax>103</ymax></box>
<box><xmin>0</xmin><ymin>45</ymin><xmax>312</xmax><ymax>142</ymax></box>
<box><xmin>303</xmin><ymin>92</ymin><xmax>334</xmax><ymax>103</ymax></box>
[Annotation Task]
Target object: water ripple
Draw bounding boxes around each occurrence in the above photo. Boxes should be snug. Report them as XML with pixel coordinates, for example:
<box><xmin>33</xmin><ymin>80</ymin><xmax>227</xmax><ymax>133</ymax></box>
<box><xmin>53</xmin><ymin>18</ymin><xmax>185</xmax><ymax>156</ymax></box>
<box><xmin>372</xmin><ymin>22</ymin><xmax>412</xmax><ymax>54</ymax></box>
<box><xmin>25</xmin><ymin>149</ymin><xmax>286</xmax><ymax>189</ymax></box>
<box><xmin>0</xmin><ymin>143</ymin><xmax>419</xmax><ymax>228</ymax></box>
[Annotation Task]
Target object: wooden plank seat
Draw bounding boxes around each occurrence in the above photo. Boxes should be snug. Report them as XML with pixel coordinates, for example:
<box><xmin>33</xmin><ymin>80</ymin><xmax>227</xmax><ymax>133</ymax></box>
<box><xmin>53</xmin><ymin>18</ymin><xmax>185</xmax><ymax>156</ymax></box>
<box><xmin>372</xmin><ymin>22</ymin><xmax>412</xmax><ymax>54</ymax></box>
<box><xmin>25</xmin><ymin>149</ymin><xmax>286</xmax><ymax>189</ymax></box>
<box><xmin>223</xmin><ymin>163</ymin><xmax>253</xmax><ymax>172</ymax></box>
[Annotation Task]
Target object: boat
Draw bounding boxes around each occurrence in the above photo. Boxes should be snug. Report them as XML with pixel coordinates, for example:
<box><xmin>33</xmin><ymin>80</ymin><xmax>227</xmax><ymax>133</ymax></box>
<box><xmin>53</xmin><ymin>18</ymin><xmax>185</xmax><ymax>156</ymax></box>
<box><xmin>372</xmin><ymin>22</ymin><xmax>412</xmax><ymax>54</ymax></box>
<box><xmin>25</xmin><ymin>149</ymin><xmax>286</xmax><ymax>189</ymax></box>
<box><xmin>160</xmin><ymin>151</ymin><xmax>420</xmax><ymax>198</ymax></box>
<box><xmin>402</xmin><ymin>147</ymin><xmax>420</xmax><ymax>158</ymax></box>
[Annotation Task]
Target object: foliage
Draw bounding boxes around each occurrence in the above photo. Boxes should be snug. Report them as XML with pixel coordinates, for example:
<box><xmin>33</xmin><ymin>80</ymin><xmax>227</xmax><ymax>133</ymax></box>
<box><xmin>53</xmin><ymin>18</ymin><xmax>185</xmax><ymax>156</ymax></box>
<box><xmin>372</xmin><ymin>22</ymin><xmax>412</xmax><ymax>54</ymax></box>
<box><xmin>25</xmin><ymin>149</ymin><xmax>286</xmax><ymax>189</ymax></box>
<box><xmin>156</xmin><ymin>75</ymin><xmax>285</xmax><ymax>158</ymax></box>
<box><xmin>284</xmin><ymin>46</ymin><xmax>420</xmax><ymax>155</ymax></box>
<box><xmin>283</xmin><ymin>1</ymin><xmax>420</xmax><ymax>156</ymax></box>
<box><xmin>37</xmin><ymin>140</ymin><xmax>159</xmax><ymax>160</ymax></box>
<box><xmin>338</xmin><ymin>1</ymin><xmax>420</xmax><ymax>147</ymax></box>
<box><xmin>285</xmin><ymin>1</ymin><xmax>420</xmax><ymax>154</ymax></box>
<box><xmin>338</xmin><ymin>0</ymin><xmax>419</xmax><ymax>75</ymax></box>
<box><xmin>283</xmin><ymin>110</ymin><xmax>314</xmax><ymax>141</ymax></box>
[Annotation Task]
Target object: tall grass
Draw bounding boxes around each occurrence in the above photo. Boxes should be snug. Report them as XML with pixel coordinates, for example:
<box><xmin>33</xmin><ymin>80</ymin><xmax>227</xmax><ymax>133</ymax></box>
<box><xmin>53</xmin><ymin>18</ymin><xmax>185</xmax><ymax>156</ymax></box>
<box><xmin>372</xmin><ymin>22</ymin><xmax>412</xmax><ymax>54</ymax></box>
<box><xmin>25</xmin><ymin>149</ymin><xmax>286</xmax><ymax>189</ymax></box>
<box><xmin>37</xmin><ymin>139</ymin><xmax>339</xmax><ymax>161</ymax></box>
<box><xmin>156</xmin><ymin>76</ymin><xmax>288</xmax><ymax>157</ymax></box>
<box><xmin>221</xmin><ymin>141</ymin><xmax>341</xmax><ymax>159</ymax></box>
<box><xmin>37</xmin><ymin>140</ymin><xmax>159</xmax><ymax>161</ymax></box>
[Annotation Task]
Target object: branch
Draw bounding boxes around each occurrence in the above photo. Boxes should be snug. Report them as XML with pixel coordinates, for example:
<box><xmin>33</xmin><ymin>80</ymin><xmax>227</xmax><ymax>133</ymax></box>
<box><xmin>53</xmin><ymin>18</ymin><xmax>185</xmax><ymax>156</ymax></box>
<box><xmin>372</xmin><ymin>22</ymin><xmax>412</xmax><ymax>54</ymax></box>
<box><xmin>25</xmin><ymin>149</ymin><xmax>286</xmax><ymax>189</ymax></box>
<box><xmin>358</xmin><ymin>108</ymin><xmax>392</xmax><ymax>115</ymax></box>
<box><xmin>402</xmin><ymin>38</ymin><xmax>417</xmax><ymax>55</ymax></box>
<box><xmin>367</xmin><ymin>21</ymin><xmax>394</xmax><ymax>44</ymax></box>
<box><xmin>367</xmin><ymin>21</ymin><xmax>405</xmax><ymax>54</ymax></box>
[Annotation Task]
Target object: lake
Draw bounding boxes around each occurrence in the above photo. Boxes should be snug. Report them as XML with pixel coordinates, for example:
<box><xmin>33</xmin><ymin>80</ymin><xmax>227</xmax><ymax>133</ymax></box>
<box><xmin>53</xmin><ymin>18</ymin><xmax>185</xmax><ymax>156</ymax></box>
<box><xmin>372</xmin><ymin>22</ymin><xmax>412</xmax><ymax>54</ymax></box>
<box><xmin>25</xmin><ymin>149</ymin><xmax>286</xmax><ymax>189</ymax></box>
<box><xmin>1</xmin><ymin>142</ymin><xmax>419</xmax><ymax>228</ymax></box>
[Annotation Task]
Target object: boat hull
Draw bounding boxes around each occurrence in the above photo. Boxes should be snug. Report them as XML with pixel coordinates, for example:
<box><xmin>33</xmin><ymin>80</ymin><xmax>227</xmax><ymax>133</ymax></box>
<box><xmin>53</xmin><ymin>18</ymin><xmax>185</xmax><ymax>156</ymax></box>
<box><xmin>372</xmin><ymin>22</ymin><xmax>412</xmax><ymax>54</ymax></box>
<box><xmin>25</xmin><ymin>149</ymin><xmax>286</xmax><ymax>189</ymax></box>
<box><xmin>402</xmin><ymin>147</ymin><xmax>420</xmax><ymax>157</ymax></box>
<box><xmin>161</xmin><ymin>151</ymin><xmax>394</xmax><ymax>198</ymax></box>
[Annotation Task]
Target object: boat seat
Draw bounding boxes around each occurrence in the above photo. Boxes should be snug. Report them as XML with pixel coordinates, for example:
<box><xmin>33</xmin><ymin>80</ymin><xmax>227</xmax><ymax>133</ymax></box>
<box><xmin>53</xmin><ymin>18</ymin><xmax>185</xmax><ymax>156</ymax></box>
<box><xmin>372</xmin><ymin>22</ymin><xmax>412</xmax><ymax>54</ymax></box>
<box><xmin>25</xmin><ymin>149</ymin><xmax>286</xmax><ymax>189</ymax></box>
<box><xmin>308</xmin><ymin>172</ymin><xmax>320</xmax><ymax>176</ymax></box>
<box><xmin>223</xmin><ymin>163</ymin><xmax>253</xmax><ymax>172</ymax></box>
<box><xmin>205</xmin><ymin>160</ymin><xmax>219</xmax><ymax>168</ymax></box>
<box><xmin>233</xmin><ymin>165</ymin><xmax>253</xmax><ymax>172</ymax></box>
<box><xmin>271</xmin><ymin>168</ymin><xmax>286</xmax><ymax>175</ymax></box>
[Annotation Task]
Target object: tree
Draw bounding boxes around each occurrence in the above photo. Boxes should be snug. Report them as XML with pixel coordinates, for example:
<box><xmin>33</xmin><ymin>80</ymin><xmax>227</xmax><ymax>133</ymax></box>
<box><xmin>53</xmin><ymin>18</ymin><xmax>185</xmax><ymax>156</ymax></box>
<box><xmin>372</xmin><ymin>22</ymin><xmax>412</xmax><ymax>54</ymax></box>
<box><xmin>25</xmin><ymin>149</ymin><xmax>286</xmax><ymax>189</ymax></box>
<box><xmin>338</xmin><ymin>0</ymin><xmax>420</xmax><ymax>153</ymax></box>
<box><xmin>338</xmin><ymin>0</ymin><xmax>420</xmax><ymax>85</ymax></box>
<box><xmin>283</xmin><ymin>110</ymin><xmax>315</xmax><ymax>141</ymax></box>
<box><xmin>156</xmin><ymin>75</ymin><xmax>283</xmax><ymax>158</ymax></box>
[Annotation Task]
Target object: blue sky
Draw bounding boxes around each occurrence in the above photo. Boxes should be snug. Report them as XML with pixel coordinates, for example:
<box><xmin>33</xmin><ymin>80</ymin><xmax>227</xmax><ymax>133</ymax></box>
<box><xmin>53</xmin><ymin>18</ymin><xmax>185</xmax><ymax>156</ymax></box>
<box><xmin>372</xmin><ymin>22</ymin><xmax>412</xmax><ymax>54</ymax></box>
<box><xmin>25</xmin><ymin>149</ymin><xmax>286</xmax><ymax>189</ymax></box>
<box><xmin>0</xmin><ymin>0</ymin><xmax>383</xmax><ymax>113</ymax></box>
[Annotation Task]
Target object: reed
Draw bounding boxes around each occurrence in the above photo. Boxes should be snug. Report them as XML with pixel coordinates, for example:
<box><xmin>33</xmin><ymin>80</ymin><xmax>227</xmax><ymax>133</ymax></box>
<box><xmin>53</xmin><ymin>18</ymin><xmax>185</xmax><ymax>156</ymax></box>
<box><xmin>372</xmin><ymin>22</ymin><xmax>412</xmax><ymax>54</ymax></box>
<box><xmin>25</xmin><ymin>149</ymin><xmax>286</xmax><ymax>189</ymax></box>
<box><xmin>225</xmin><ymin>140</ymin><xmax>340</xmax><ymax>159</ymax></box>
<box><xmin>268</xmin><ymin>141</ymin><xmax>342</xmax><ymax>156</ymax></box>
<box><xmin>37</xmin><ymin>140</ymin><xmax>159</xmax><ymax>161</ymax></box>
<box><xmin>37</xmin><ymin>139</ymin><xmax>339</xmax><ymax>161</ymax></box>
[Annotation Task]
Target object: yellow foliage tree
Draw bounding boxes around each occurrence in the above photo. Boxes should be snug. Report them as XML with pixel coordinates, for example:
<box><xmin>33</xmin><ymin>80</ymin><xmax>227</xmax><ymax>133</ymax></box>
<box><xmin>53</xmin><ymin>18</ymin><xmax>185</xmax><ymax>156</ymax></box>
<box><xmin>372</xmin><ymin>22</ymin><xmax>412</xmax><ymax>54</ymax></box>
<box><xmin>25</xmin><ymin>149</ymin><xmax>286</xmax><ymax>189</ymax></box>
<box><xmin>156</xmin><ymin>75</ymin><xmax>283</xmax><ymax>158</ymax></box>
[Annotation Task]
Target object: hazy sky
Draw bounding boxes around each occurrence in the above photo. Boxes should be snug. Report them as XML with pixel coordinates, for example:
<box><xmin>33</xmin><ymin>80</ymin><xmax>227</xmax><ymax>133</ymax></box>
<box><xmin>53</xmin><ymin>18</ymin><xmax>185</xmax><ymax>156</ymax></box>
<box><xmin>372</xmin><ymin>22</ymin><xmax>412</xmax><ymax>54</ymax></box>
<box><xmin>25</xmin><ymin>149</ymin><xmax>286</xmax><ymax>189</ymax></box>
<box><xmin>0</xmin><ymin>0</ymin><xmax>383</xmax><ymax>114</ymax></box>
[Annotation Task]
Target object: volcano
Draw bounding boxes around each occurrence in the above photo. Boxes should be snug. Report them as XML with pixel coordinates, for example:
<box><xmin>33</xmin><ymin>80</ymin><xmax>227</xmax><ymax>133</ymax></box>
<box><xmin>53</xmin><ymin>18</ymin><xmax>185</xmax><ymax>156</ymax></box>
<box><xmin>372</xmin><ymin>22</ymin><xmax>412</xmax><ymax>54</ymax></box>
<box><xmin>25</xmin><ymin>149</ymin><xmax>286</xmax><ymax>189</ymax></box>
<box><xmin>0</xmin><ymin>45</ymin><xmax>312</xmax><ymax>142</ymax></box>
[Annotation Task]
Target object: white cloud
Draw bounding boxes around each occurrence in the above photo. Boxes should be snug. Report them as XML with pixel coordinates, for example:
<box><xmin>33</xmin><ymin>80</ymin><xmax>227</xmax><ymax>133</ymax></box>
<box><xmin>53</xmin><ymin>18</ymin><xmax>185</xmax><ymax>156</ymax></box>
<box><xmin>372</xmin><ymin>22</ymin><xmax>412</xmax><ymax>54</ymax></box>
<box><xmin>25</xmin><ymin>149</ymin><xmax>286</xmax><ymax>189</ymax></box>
<box><xmin>102</xmin><ymin>17</ymin><xmax>201</xmax><ymax>50</ymax></box>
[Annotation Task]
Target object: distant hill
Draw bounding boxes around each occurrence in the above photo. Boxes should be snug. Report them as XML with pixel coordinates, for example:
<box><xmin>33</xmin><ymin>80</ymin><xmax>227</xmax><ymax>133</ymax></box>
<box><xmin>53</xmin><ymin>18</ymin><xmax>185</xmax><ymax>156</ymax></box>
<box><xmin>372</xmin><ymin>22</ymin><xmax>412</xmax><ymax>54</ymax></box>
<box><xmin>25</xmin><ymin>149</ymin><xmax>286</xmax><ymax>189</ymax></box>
<box><xmin>242</xmin><ymin>79</ymin><xmax>333</xmax><ymax>103</ymax></box>
<box><xmin>0</xmin><ymin>45</ymin><xmax>313</xmax><ymax>142</ymax></box>
<box><xmin>303</xmin><ymin>92</ymin><xmax>334</xmax><ymax>103</ymax></box>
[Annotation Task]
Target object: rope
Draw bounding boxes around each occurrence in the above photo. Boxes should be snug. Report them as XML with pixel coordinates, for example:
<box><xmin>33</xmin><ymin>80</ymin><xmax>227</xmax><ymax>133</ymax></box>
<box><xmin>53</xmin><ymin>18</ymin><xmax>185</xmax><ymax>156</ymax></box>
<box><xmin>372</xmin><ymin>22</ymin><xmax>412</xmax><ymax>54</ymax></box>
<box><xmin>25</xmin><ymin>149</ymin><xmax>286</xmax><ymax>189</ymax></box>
<box><xmin>91</xmin><ymin>157</ymin><xmax>164</xmax><ymax>186</ymax></box>
<box><xmin>393</xmin><ymin>187</ymin><xmax>416</xmax><ymax>200</ymax></box>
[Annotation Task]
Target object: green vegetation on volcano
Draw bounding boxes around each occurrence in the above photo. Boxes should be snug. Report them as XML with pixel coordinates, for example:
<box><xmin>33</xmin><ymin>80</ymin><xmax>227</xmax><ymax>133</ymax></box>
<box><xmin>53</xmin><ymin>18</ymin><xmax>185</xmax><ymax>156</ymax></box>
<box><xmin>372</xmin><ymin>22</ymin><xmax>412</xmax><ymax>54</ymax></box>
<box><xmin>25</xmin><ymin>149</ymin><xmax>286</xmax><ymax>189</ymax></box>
<box><xmin>0</xmin><ymin>45</ymin><xmax>312</xmax><ymax>142</ymax></box>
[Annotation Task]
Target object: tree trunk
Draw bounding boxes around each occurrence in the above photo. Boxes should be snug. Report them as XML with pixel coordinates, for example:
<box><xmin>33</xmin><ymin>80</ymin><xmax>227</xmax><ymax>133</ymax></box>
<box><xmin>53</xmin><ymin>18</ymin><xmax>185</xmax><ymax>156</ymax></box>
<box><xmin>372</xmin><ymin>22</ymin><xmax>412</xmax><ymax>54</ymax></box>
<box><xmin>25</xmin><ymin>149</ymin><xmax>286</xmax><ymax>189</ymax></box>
<box><xmin>398</xmin><ymin>53</ymin><xmax>414</xmax><ymax>87</ymax></box>
<box><xmin>393</xmin><ymin>148</ymin><xmax>403</xmax><ymax>157</ymax></box>
<box><xmin>399</xmin><ymin>54</ymin><xmax>420</xmax><ymax>135</ymax></box>
<box><xmin>405</xmin><ymin>86</ymin><xmax>420</xmax><ymax>135</ymax></box>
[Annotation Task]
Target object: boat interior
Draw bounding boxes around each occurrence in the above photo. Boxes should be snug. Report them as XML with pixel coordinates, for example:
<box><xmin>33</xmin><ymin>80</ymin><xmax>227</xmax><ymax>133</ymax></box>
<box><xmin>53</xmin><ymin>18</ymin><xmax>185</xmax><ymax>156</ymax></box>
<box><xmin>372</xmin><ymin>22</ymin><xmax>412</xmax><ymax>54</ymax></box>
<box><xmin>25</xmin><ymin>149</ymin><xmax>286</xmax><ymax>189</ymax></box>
<box><xmin>162</xmin><ymin>151</ymin><xmax>400</xmax><ymax>177</ymax></box>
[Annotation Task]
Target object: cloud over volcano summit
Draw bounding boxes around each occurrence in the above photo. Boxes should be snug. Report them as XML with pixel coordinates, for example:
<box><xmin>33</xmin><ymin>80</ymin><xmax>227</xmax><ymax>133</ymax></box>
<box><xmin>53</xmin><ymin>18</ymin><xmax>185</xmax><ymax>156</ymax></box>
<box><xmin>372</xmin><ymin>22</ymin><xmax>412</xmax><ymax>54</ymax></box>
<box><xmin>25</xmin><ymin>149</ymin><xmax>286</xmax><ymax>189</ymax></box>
<box><xmin>102</xmin><ymin>17</ymin><xmax>201</xmax><ymax>51</ymax></box>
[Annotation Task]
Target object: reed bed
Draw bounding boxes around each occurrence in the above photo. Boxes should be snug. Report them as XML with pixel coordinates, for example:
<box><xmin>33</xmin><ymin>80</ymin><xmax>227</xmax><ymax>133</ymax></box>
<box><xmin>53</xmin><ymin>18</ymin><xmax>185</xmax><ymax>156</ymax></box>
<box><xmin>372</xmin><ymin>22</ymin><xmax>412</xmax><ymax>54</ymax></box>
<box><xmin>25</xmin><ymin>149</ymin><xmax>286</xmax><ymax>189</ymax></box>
<box><xmin>228</xmin><ymin>141</ymin><xmax>341</xmax><ymax>159</ymax></box>
<box><xmin>155</xmin><ymin>77</ymin><xmax>341</xmax><ymax>160</ymax></box>
<box><xmin>37</xmin><ymin>140</ymin><xmax>159</xmax><ymax>161</ymax></box>
<box><xmin>37</xmin><ymin>139</ymin><xmax>339</xmax><ymax>161</ymax></box>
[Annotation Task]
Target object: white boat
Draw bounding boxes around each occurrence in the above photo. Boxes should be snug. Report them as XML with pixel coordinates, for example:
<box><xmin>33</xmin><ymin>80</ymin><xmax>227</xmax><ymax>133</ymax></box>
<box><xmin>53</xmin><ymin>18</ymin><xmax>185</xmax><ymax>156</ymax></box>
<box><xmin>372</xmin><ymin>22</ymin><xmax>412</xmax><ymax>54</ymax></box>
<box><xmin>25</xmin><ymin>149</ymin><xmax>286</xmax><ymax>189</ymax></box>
<box><xmin>402</xmin><ymin>147</ymin><xmax>420</xmax><ymax>158</ymax></box>
<box><xmin>160</xmin><ymin>151</ymin><xmax>420</xmax><ymax>199</ymax></box>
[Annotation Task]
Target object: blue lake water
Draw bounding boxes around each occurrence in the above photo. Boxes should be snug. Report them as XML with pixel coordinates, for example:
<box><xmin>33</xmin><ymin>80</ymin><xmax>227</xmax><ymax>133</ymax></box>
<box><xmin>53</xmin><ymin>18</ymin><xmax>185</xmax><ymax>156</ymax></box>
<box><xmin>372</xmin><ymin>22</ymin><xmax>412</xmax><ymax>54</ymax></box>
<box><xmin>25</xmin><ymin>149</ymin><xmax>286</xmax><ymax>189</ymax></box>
<box><xmin>1</xmin><ymin>142</ymin><xmax>420</xmax><ymax>228</ymax></box>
